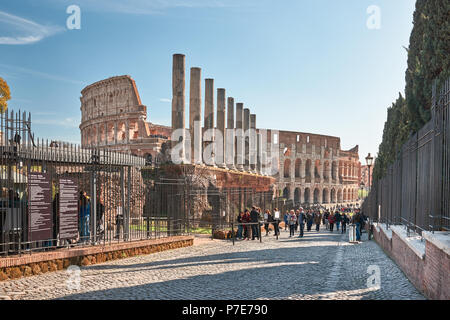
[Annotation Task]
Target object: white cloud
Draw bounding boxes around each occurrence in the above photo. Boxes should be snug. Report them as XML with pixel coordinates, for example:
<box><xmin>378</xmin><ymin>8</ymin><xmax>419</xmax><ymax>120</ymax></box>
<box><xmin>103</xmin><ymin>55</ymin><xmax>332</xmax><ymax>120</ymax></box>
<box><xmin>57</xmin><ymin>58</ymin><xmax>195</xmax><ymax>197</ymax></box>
<box><xmin>159</xmin><ymin>98</ymin><xmax>171</xmax><ymax>103</ymax></box>
<box><xmin>47</xmin><ymin>0</ymin><xmax>245</xmax><ymax>15</ymax></box>
<box><xmin>0</xmin><ymin>63</ymin><xmax>85</xmax><ymax>85</ymax></box>
<box><xmin>34</xmin><ymin>117</ymin><xmax>79</xmax><ymax>128</ymax></box>
<box><xmin>0</xmin><ymin>10</ymin><xmax>64</xmax><ymax>45</ymax></box>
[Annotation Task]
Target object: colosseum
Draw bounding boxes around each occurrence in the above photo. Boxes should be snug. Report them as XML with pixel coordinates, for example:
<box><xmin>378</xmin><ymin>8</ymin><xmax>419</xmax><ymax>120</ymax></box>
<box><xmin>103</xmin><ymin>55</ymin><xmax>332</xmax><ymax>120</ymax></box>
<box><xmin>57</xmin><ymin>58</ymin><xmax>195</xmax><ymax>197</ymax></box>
<box><xmin>79</xmin><ymin>75</ymin><xmax>171</xmax><ymax>162</ymax></box>
<box><xmin>274</xmin><ymin>129</ymin><xmax>361</xmax><ymax>208</ymax></box>
<box><xmin>79</xmin><ymin>54</ymin><xmax>361</xmax><ymax>208</ymax></box>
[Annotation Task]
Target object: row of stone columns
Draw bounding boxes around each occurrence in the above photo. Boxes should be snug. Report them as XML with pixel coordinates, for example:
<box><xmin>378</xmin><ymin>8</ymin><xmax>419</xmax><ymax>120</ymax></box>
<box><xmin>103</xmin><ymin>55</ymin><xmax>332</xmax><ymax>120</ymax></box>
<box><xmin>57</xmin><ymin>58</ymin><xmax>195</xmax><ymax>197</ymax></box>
<box><xmin>172</xmin><ymin>53</ymin><xmax>264</xmax><ymax>174</ymax></box>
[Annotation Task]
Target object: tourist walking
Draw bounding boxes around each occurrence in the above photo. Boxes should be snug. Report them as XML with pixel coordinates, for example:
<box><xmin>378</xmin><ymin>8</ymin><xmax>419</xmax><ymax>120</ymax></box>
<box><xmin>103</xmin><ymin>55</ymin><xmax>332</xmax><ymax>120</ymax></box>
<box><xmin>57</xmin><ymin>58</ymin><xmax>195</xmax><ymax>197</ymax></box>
<box><xmin>288</xmin><ymin>210</ymin><xmax>297</xmax><ymax>237</ymax></box>
<box><xmin>250</xmin><ymin>206</ymin><xmax>260</xmax><ymax>240</ymax></box>
<box><xmin>341</xmin><ymin>213</ymin><xmax>349</xmax><ymax>234</ymax></box>
<box><xmin>314</xmin><ymin>211</ymin><xmax>322</xmax><ymax>232</ymax></box>
<box><xmin>243</xmin><ymin>209</ymin><xmax>251</xmax><ymax>240</ymax></box>
<box><xmin>306</xmin><ymin>210</ymin><xmax>314</xmax><ymax>231</ymax></box>
<box><xmin>273</xmin><ymin>208</ymin><xmax>280</xmax><ymax>236</ymax></box>
<box><xmin>297</xmin><ymin>209</ymin><xmax>306</xmax><ymax>238</ymax></box>
<box><xmin>334</xmin><ymin>210</ymin><xmax>342</xmax><ymax>231</ymax></box>
<box><xmin>328</xmin><ymin>212</ymin><xmax>336</xmax><ymax>232</ymax></box>
<box><xmin>79</xmin><ymin>191</ymin><xmax>91</xmax><ymax>242</ymax></box>
<box><xmin>352</xmin><ymin>209</ymin><xmax>362</xmax><ymax>241</ymax></box>
<box><xmin>323</xmin><ymin>210</ymin><xmax>330</xmax><ymax>230</ymax></box>
<box><xmin>284</xmin><ymin>211</ymin><xmax>289</xmax><ymax>231</ymax></box>
<box><xmin>264</xmin><ymin>209</ymin><xmax>272</xmax><ymax>236</ymax></box>
<box><xmin>237</xmin><ymin>212</ymin><xmax>244</xmax><ymax>239</ymax></box>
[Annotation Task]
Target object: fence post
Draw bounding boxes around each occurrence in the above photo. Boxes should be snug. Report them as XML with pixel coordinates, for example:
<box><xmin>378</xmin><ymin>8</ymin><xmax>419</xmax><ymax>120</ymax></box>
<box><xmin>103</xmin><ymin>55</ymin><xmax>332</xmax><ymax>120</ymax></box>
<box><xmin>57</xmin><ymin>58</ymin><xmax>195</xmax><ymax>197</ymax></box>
<box><xmin>232</xmin><ymin>221</ymin><xmax>235</xmax><ymax>246</ymax></box>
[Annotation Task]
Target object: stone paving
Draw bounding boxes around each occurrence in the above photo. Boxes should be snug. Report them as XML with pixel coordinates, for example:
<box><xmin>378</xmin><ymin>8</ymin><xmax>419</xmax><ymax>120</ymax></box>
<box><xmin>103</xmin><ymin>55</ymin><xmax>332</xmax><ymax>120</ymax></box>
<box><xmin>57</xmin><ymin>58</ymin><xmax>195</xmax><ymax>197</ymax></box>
<box><xmin>0</xmin><ymin>226</ymin><xmax>425</xmax><ymax>300</ymax></box>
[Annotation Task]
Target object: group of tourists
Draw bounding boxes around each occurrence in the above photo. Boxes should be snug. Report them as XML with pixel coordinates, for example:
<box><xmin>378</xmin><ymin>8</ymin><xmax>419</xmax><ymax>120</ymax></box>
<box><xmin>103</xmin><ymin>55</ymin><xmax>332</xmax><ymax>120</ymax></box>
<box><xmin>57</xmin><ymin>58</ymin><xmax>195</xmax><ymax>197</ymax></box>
<box><xmin>236</xmin><ymin>206</ymin><xmax>281</xmax><ymax>240</ymax></box>
<box><xmin>235</xmin><ymin>205</ymin><xmax>367</xmax><ymax>242</ymax></box>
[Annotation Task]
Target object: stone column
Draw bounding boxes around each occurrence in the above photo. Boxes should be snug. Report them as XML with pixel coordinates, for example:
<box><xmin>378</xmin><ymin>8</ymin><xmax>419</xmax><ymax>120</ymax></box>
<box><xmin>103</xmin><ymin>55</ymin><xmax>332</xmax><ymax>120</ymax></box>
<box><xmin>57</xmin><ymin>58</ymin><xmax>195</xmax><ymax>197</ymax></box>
<box><xmin>235</xmin><ymin>103</ymin><xmax>244</xmax><ymax>171</ymax></box>
<box><xmin>189</xmin><ymin>67</ymin><xmax>202</xmax><ymax>164</ymax></box>
<box><xmin>125</xmin><ymin>120</ymin><xmax>130</xmax><ymax>143</ymax></box>
<box><xmin>114</xmin><ymin>121</ymin><xmax>118</xmax><ymax>145</ymax></box>
<box><xmin>226</xmin><ymin>97</ymin><xmax>235</xmax><ymax>169</ymax></box>
<box><xmin>310</xmin><ymin>159</ymin><xmax>315</xmax><ymax>184</ymax></box>
<box><xmin>257</xmin><ymin>132</ymin><xmax>262</xmax><ymax>174</ymax></box>
<box><xmin>204</xmin><ymin>79</ymin><xmax>215</xmax><ymax>166</ymax></box>
<box><xmin>250</xmin><ymin>114</ymin><xmax>257</xmax><ymax>173</ymax></box>
<box><xmin>216</xmin><ymin>88</ymin><xmax>226</xmax><ymax>168</ymax></box>
<box><xmin>171</xmin><ymin>54</ymin><xmax>186</xmax><ymax>162</ymax></box>
<box><xmin>244</xmin><ymin>108</ymin><xmax>250</xmax><ymax>172</ymax></box>
<box><xmin>96</xmin><ymin>124</ymin><xmax>100</xmax><ymax>145</ymax></box>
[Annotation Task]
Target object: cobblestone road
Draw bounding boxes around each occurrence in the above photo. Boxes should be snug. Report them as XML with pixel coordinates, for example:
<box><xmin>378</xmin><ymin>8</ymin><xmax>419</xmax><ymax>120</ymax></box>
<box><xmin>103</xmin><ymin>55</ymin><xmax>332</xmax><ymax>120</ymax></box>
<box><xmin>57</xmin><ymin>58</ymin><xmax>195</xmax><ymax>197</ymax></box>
<box><xmin>0</xmin><ymin>227</ymin><xmax>425</xmax><ymax>300</ymax></box>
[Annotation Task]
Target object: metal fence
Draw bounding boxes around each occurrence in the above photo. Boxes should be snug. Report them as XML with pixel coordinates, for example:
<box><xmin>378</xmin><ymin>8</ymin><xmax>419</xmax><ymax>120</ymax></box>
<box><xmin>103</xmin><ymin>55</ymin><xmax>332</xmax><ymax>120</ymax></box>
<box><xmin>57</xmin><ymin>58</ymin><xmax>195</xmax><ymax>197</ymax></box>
<box><xmin>0</xmin><ymin>110</ymin><xmax>164</xmax><ymax>256</ymax></box>
<box><xmin>143</xmin><ymin>174</ymin><xmax>275</xmax><ymax>237</ymax></box>
<box><xmin>362</xmin><ymin>77</ymin><xmax>450</xmax><ymax>233</ymax></box>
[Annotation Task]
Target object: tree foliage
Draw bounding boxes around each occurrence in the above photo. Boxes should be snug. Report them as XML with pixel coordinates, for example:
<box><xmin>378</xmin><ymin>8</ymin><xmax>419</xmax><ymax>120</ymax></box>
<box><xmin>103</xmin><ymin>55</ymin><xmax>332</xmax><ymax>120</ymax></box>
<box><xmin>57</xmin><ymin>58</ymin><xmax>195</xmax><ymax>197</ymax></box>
<box><xmin>373</xmin><ymin>94</ymin><xmax>410</xmax><ymax>180</ymax></box>
<box><xmin>405</xmin><ymin>0</ymin><xmax>450</xmax><ymax>131</ymax></box>
<box><xmin>0</xmin><ymin>77</ymin><xmax>11</xmax><ymax>113</ymax></box>
<box><xmin>373</xmin><ymin>0</ymin><xmax>450</xmax><ymax>180</ymax></box>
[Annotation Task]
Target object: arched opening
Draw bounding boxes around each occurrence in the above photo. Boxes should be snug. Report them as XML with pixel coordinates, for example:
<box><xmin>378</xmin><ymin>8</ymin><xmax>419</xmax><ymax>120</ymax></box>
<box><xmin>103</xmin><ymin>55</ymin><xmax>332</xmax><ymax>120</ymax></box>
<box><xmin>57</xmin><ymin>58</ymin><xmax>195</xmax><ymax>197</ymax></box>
<box><xmin>99</xmin><ymin>124</ymin><xmax>106</xmax><ymax>143</ymax></box>
<box><xmin>314</xmin><ymin>160</ymin><xmax>321</xmax><ymax>181</ymax></box>
<box><xmin>117</xmin><ymin>122</ymin><xmax>126</xmax><ymax>141</ymax></box>
<box><xmin>322</xmin><ymin>188</ymin><xmax>329</xmax><ymax>204</ymax></box>
<box><xmin>295</xmin><ymin>159</ymin><xmax>301</xmax><ymax>178</ymax></box>
<box><xmin>330</xmin><ymin>188</ymin><xmax>336</xmax><ymax>203</ymax></box>
<box><xmin>313</xmin><ymin>188</ymin><xmax>320</xmax><ymax>204</ymax></box>
<box><xmin>283</xmin><ymin>187</ymin><xmax>290</xmax><ymax>199</ymax></box>
<box><xmin>343</xmin><ymin>189</ymin><xmax>347</xmax><ymax>202</ymax></box>
<box><xmin>284</xmin><ymin>159</ymin><xmax>291</xmax><ymax>178</ymax></box>
<box><xmin>294</xmin><ymin>188</ymin><xmax>301</xmax><ymax>204</ymax></box>
<box><xmin>304</xmin><ymin>188</ymin><xmax>310</xmax><ymax>204</ymax></box>
<box><xmin>337</xmin><ymin>189</ymin><xmax>343</xmax><ymax>202</ymax></box>
<box><xmin>305</xmin><ymin>159</ymin><xmax>312</xmax><ymax>183</ymax></box>
<box><xmin>107</xmin><ymin>123</ymin><xmax>115</xmax><ymax>143</ymax></box>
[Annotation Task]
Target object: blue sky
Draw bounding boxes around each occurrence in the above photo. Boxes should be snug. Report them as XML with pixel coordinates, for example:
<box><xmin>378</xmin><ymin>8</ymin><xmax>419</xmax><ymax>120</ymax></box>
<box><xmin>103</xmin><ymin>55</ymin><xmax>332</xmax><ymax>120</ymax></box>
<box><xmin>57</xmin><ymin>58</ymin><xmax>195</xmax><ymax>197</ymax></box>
<box><xmin>0</xmin><ymin>0</ymin><xmax>416</xmax><ymax>162</ymax></box>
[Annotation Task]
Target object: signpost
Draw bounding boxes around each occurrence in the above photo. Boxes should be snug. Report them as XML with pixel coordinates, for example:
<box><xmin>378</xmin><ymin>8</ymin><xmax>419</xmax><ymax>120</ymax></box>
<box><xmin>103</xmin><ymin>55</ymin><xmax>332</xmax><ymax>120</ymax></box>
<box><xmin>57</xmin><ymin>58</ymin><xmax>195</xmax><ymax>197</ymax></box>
<box><xmin>28</xmin><ymin>173</ymin><xmax>52</xmax><ymax>242</ymax></box>
<box><xmin>59</xmin><ymin>178</ymin><xmax>78</xmax><ymax>240</ymax></box>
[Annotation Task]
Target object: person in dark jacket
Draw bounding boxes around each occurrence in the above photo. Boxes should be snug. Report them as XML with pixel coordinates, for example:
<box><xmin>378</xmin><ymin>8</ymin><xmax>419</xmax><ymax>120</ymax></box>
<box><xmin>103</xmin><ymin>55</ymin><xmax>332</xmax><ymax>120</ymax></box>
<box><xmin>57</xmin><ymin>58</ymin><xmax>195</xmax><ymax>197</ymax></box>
<box><xmin>306</xmin><ymin>210</ymin><xmax>314</xmax><ymax>231</ymax></box>
<box><xmin>352</xmin><ymin>210</ymin><xmax>362</xmax><ymax>241</ymax></box>
<box><xmin>237</xmin><ymin>212</ymin><xmax>244</xmax><ymax>239</ymax></box>
<box><xmin>297</xmin><ymin>209</ymin><xmax>306</xmax><ymax>238</ymax></box>
<box><xmin>341</xmin><ymin>213</ymin><xmax>349</xmax><ymax>234</ymax></box>
<box><xmin>242</xmin><ymin>209</ymin><xmax>251</xmax><ymax>240</ymax></box>
<box><xmin>314</xmin><ymin>211</ymin><xmax>322</xmax><ymax>232</ymax></box>
<box><xmin>334</xmin><ymin>211</ymin><xmax>342</xmax><ymax>231</ymax></box>
<box><xmin>250</xmin><ymin>206</ymin><xmax>260</xmax><ymax>240</ymax></box>
<box><xmin>328</xmin><ymin>212</ymin><xmax>336</xmax><ymax>232</ymax></box>
<box><xmin>272</xmin><ymin>208</ymin><xmax>280</xmax><ymax>236</ymax></box>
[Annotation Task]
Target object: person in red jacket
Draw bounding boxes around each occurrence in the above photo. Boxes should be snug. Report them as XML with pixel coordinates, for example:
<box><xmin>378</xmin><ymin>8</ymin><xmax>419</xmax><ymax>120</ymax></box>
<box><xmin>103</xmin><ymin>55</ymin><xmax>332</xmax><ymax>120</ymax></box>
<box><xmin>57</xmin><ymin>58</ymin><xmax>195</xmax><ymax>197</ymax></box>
<box><xmin>328</xmin><ymin>211</ymin><xmax>336</xmax><ymax>232</ymax></box>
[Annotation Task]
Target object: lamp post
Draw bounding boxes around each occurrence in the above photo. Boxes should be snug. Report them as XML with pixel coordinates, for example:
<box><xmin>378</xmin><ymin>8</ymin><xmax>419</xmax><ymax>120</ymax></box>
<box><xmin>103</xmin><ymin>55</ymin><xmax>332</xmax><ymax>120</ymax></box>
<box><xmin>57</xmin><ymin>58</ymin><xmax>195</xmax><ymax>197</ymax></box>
<box><xmin>360</xmin><ymin>181</ymin><xmax>365</xmax><ymax>200</ymax></box>
<box><xmin>365</xmin><ymin>153</ymin><xmax>373</xmax><ymax>192</ymax></box>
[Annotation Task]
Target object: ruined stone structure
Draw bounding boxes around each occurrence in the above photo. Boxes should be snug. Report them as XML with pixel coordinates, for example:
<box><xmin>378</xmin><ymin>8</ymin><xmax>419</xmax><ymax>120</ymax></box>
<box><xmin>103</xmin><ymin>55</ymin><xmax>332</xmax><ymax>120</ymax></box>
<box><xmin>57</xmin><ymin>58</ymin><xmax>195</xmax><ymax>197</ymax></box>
<box><xmin>273</xmin><ymin>129</ymin><xmax>361</xmax><ymax>207</ymax></box>
<box><xmin>80</xmin><ymin>54</ymin><xmax>361</xmax><ymax>207</ymax></box>
<box><xmin>80</xmin><ymin>75</ymin><xmax>171</xmax><ymax>161</ymax></box>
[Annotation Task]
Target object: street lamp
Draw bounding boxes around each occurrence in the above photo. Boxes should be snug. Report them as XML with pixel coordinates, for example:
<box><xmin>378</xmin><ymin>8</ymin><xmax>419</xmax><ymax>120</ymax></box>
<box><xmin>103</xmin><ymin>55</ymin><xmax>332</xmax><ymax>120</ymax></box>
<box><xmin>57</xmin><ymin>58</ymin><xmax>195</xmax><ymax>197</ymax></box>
<box><xmin>360</xmin><ymin>181</ymin><xmax>365</xmax><ymax>199</ymax></box>
<box><xmin>365</xmin><ymin>153</ymin><xmax>374</xmax><ymax>192</ymax></box>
